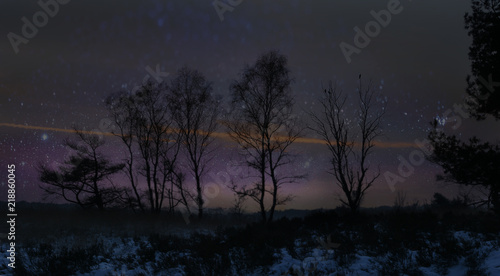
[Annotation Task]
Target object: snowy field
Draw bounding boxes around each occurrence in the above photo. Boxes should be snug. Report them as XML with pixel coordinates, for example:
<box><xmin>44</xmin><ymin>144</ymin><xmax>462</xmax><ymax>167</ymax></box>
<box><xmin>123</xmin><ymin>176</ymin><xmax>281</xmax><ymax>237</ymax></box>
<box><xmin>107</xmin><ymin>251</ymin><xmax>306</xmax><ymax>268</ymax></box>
<box><xmin>0</xmin><ymin>227</ymin><xmax>500</xmax><ymax>276</ymax></box>
<box><xmin>1</xmin><ymin>231</ymin><xmax>499</xmax><ymax>275</ymax></box>
<box><xmin>1</xmin><ymin>206</ymin><xmax>499</xmax><ymax>275</ymax></box>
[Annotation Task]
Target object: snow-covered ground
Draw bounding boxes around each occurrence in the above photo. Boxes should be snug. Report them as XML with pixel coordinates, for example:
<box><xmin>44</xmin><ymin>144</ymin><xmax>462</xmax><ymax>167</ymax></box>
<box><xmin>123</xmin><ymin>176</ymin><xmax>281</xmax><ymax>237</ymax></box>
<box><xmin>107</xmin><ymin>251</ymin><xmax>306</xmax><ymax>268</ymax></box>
<box><xmin>1</xmin><ymin>230</ymin><xmax>499</xmax><ymax>276</ymax></box>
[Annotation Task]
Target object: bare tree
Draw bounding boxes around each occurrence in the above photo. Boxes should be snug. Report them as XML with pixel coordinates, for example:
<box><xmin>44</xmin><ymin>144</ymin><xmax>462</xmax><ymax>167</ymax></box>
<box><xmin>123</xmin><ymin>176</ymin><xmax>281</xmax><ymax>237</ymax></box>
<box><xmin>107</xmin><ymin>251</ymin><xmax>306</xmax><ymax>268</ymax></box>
<box><xmin>106</xmin><ymin>91</ymin><xmax>145</xmax><ymax>212</ymax></box>
<box><xmin>310</xmin><ymin>78</ymin><xmax>385</xmax><ymax>213</ymax></box>
<box><xmin>226</xmin><ymin>50</ymin><xmax>304</xmax><ymax>224</ymax></box>
<box><xmin>167</xmin><ymin>67</ymin><xmax>219</xmax><ymax>219</ymax></box>
<box><xmin>107</xmin><ymin>79</ymin><xmax>191</xmax><ymax>214</ymax></box>
<box><xmin>230</xmin><ymin>189</ymin><xmax>247</xmax><ymax>219</ymax></box>
<box><xmin>38</xmin><ymin>129</ymin><xmax>125</xmax><ymax>211</ymax></box>
<box><xmin>171</xmin><ymin>169</ymin><xmax>192</xmax><ymax>216</ymax></box>
<box><xmin>133</xmin><ymin>80</ymin><xmax>180</xmax><ymax>213</ymax></box>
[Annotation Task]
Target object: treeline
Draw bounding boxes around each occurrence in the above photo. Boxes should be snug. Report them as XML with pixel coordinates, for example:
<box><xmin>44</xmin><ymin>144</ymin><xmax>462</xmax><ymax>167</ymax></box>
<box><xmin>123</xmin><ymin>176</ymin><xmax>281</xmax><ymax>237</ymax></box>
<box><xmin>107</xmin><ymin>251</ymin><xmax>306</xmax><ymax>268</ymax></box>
<box><xmin>39</xmin><ymin>65</ymin><xmax>222</xmax><ymax>218</ymax></box>
<box><xmin>38</xmin><ymin>50</ymin><xmax>385</xmax><ymax>223</ymax></box>
<box><xmin>36</xmin><ymin>0</ymin><xmax>500</xmax><ymax>223</ymax></box>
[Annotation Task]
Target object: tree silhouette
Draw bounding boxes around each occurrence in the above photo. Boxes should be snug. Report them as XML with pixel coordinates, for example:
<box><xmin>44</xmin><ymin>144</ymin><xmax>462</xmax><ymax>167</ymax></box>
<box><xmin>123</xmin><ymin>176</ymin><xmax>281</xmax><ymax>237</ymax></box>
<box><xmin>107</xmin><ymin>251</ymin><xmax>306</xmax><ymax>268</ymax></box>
<box><xmin>428</xmin><ymin>123</ymin><xmax>500</xmax><ymax>213</ymax></box>
<box><xmin>107</xmin><ymin>80</ymin><xmax>181</xmax><ymax>214</ymax></box>
<box><xmin>133</xmin><ymin>81</ymin><xmax>182</xmax><ymax>214</ymax></box>
<box><xmin>38</xmin><ymin>129</ymin><xmax>125</xmax><ymax>211</ymax></box>
<box><xmin>167</xmin><ymin>67</ymin><xmax>219</xmax><ymax>219</ymax></box>
<box><xmin>464</xmin><ymin>0</ymin><xmax>500</xmax><ymax>120</ymax></box>
<box><xmin>428</xmin><ymin>0</ymin><xmax>500</xmax><ymax>214</ymax></box>
<box><xmin>309</xmin><ymin>79</ymin><xmax>385</xmax><ymax>213</ymax></box>
<box><xmin>106</xmin><ymin>91</ymin><xmax>145</xmax><ymax>212</ymax></box>
<box><xmin>226</xmin><ymin>50</ymin><xmax>304</xmax><ymax>224</ymax></box>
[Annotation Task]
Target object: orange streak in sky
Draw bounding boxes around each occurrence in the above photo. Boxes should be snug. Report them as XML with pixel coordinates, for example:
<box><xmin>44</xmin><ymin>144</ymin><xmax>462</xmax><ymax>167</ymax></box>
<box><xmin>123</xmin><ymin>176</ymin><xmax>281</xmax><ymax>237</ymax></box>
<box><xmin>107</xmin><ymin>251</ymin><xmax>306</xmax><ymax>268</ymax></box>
<box><xmin>294</xmin><ymin>136</ymin><xmax>415</xmax><ymax>148</ymax></box>
<box><xmin>0</xmin><ymin>123</ymin><xmax>115</xmax><ymax>136</ymax></box>
<box><xmin>0</xmin><ymin>123</ymin><xmax>416</xmax><ymax>148</ymax></box>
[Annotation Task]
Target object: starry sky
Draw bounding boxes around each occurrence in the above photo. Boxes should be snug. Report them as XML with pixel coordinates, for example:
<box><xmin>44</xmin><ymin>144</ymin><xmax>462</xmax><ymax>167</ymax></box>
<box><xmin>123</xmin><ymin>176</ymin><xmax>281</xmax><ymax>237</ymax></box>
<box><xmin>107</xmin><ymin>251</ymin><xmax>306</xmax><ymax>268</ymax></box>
<box><xmin>1</xmin><ymin>0</ymin><xmax>499</xmax><ymax>211</ymax></box>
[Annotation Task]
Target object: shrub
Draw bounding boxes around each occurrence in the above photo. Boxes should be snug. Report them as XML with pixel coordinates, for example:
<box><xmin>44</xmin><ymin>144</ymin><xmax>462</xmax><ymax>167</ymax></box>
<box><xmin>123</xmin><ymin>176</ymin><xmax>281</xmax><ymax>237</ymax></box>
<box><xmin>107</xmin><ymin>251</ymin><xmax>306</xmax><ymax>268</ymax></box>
<box><xmin>16</xmin><ymin>240</ymin><xmax>108</xmax><ymax>275</ymax></box>
<box><xmin>374</xmin><ymin>249</ymin><xmax>422</xmax><ymax>276</ymax></box>
<box><xmin>433</xmin><ymin>233</ymin><xmax>462</xmax><ymax>275</ymax></box>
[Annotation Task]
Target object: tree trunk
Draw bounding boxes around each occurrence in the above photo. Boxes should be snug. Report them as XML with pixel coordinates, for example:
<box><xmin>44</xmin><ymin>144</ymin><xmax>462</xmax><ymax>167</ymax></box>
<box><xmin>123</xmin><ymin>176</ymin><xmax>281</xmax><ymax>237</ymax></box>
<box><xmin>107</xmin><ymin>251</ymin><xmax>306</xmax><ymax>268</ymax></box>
<box><xmin>196</xmin><ymin>174</ymin><xmax>204</xmax><ymax>219</ymax></box>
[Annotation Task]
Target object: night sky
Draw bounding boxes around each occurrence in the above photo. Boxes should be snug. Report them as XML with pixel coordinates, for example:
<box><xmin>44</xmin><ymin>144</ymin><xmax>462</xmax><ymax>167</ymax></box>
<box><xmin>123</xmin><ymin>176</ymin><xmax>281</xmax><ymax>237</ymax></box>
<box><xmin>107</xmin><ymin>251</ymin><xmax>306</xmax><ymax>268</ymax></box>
<box><xmin>1</xmin><ymin>0</ymin><xmax>499</xmax><ymax>211</ymax></box>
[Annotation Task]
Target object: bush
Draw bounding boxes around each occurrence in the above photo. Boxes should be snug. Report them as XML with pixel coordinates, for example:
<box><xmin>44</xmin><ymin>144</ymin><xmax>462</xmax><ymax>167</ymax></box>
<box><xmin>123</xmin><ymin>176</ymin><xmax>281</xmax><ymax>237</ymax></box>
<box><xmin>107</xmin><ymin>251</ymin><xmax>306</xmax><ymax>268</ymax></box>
<box><xmin>16</xmin><ymin>240</ymin><xmax>108</xmax><ymax>276</ymax></box>
<box><xmin>465</xmin><ymin>250</ymin><xmax>488</xmax><ymax>276</ymax></box>
<box><xmin>374</xmin><ymin>249</ymin><xmax>422</xmax><ymax>276</ymax></box>
<box><xmin>416</xmin><ymin>246</ymin><xmax>434</xmax><ymax>268</ymax></box>
<box><xmin>437</xmin><ymin>234</ymin><xmax>462</xmax><ymax>269</ymax></box>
